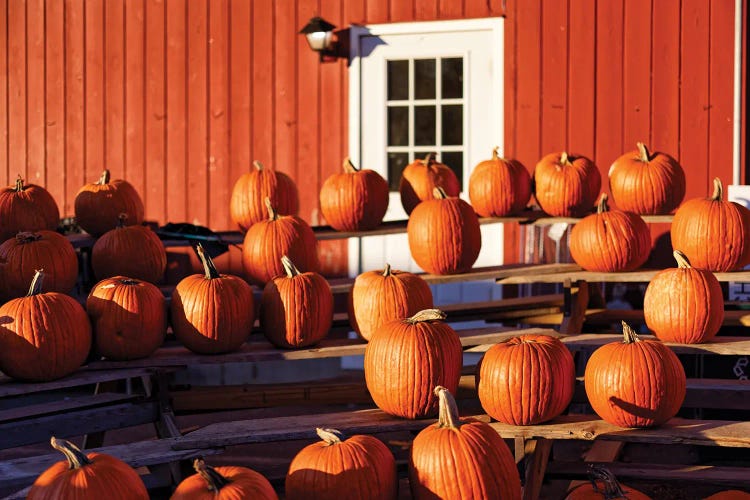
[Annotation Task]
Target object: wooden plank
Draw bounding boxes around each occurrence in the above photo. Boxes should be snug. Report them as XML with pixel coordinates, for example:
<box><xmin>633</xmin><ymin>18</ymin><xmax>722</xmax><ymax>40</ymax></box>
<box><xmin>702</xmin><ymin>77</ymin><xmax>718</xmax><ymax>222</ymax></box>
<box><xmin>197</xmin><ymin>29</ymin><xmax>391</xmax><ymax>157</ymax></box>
<box><xmin>708</xmin><ymin>0</ymin><xmax>736</xmax><ymax>185</ymax></box>
<box><xmin>7</xmin><ymin>0</ymin><xmax>27</xmax><ymax>181</ymax></box>
<box><xmin>0</xmin><ymin>392</ymin><xmax>138</xmax><ymax>424</ymax></box>
<box><xmin>65</xmin><ymin>0</ymin><xmax>85</xmax><ymax>208</ymax></box>
<box><xmin>0</xmin><ymin>367</ymin><xmax>165</xmax><ymax>398</ymax></box>
<box><xmin>45</xmin><ymin>0</ymin><xmax>66</xmax><ymax>213</ymax></box>
<box><xmin>145</xmin><ymin>0</ymin><xmax>167</xmax><ymax>223</ymax></box>
<box><xmin>560</xmin><ymin>334</ymin><xmax>750</xmax><ymax>356</ymax></box>
<box><xmin>105</xmin><ymin>0</ymin><xmax>125</xmax><ymax>178</ymax></box>
<box><xmin>414</xmin><ymin>0</ymin><xmax>437</xmax><ymax>20</ymax></box>
<box><xmin>26</xmin><ymin>0</ymin><xmax>45</xmax><ymax>185</ymax></box>
<box><xmin>390</xmin><ymin>0</ymin><xmax>412</xmax><ymax>23</ymax></box>
<box><xmin>540</xmin><ymin>0</ymin><xmax>567</xmax><ymax>154</ymax></box>
<box><xmin>622</xmin><ymin>0</ymin><xmax>652</xmax><ymax>149</ymax></box>
<box><xmin>165</xmin><ymin>0</ymin><xmax>188</xmax><ymax>222</ymax></box>
<box><xmin>650</xmin><ymin>0</ymin><xmax>680</xmax><ymax>154</ymax></box>
<box><xmin>366</xmin><ymin>0</ymin><xmax>389</xmax><ymax>23</ymax></box>
<box><xmin>85</xmin><ymin>0</ymin><xmax>105</xmax><ymax>181</ymax></box>
<box><xmin>251</xmin><ymin>0</ymin><xmax>273</xmax><ymax>167</ymax></box>
<box><xmin>0</xmin><ymin>0</ymin><xmax>6</xmax><ymax>184</ymax></box>
<box><xmin>567</xmin><ymin>0</ymin><xmax>595</xmax><ymax>156</ymax></box>
<box><xmin>208</xmin><ymin>0</ymin><xmax>230</xmax><ymax>230</ymax></box>
<box><xmin>514</xmin><ymin>0</ymin><xmax>541</xmax><ymax>169</ymax></box>
<box><xmin>124</xmin><ymin>0</ymin><xmax>146</xmax><ymax>195</ymax></box>
<box><xmin>560</xmin><ymin>280</ymin><xmax>589</xmax><ymax>335</ymax></box>
<box><xmin>498</xmin><ymin>268</ymin><xmax>750</xmax><ymax>284</ymax></box>
<box><xmin>438</xmin><ymin>0</ymin><xmax>462</xmax><ymax>19</ymax></box>
<box><xmin>522</xmin><ymin>438</ymin><xmax>552</xmax><ymax>500</ymax></box>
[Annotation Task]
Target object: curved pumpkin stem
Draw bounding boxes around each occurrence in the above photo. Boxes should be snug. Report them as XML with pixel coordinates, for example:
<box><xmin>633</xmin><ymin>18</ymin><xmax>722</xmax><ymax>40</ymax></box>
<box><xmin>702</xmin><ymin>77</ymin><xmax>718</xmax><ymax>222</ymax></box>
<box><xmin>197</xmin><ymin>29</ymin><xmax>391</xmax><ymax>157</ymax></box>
<box><xmin>673</xmin><ymin>250</ymin><xmax>692</xmax><ymax>269</ymax></box>
<box><xmin>194</xmin><ymin>459</ymin><xmax>231</xmax><ymax>492</ymax></box>
<box><xmin>560</xmin><ymin>152</ymin><xmax>571</xmax><ymax>166</ymax></box>
<box><xmin>316</xmin><ymin>427</ymin><xmax>345</xmax><ymax>446</ymax></box>
<box><xmin>253</xmin><ymin>160</ymin><xmax>264</xmax><ymax>171</ymax></box>
<box><xmin>587</xmin><ymin>465</ymin><xmax>628</xmax><ymax>498</ymax></box>
<box><xmin>636</xmin><ymin>142</ymin><xmax>651</xmax><ymax>163</ymax></box>
<box><xmin>27</xmin><ymin>269</ymin><xmax>45</xmax><ymax>296</ymax></box>
<box><xmin>621</xmin><ymin>321</ymin><xmax>641</xmax><ymax>344</ymax></box>
<box><xmin>710</xmin><ymin>178</ymin><xmax>724</xmax><ymax>202</ymax></box>
<box><xmin>382</xmin><ymin>263</ymin><xmax>392</xmax><ymax>277</ymax></box>
<box><xmin>14</xmin><ymin>175</ymin><xmax>24</xmax><ymax>192</ymax></box>
<box><xmin>423</xmin><ymin>152</ymin><xmax>436</xmax><ymax>167</ymax></box>
<box><xmin>492</xmin><ymin>146</ymin><xmax>500</xmax><ymax>160</ymax></box>
<box><xmin>50</xmin><ymin>437</ymin><xmax>92</xmax><ymax>470</ymax></box>
<box><xmin>343</xmin><ymin>157</ymin><xmax>360</xmax><ymax>173</ymax></box>
<box><xmin>265</xmin><ymin>197</ymin><xmax>279</xmax><ymax>221</ymax></box>
<box><xmin>405</xmin><ymin>308</ymin><xmax>447</xmax><ymax>324</ymax></box>
<box><xmin>432</xmin><ymin>187</ymin><xmax>448</xmax><ymax>200</ymax></box>
<box><xmin>97</xmin><ymin>169</ymin><xmax>111</xmax><ymax>185</ymax></box>
<box><xmin>195</xmin><ymin>243</ymin><xmax>221</xmax><ymax>280</ymax></box>
<box><xmin>281</xmin><ymin>255</ymin><xmax>301</xmax><ymax>278</ymax></box>
<box><xmin>435</xmin><ymin>386</ymin><xmax>462</xmax><ymax>429</ymax></box>
<box><xmin>118</xmin><ymin>278</ymin><xmax>142</xmax><ymax>286</ymax></box>
<box><xmin>596</xmin><ymin>194</ymin><xmax>610</xmax><ymax>214</ymax></box>
<box><xmin>16</xmin><ymin>232</ymin><xmax>42</xmax><ymax>244</ymax></box>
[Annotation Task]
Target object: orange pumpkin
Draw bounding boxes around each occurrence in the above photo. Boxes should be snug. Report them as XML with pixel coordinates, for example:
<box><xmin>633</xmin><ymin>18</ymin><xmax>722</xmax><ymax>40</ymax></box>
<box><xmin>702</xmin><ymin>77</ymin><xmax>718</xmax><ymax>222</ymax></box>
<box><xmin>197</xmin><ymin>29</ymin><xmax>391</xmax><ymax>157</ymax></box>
<box><xmin>171</xmin><ymin>244</ymin><xmax>255</xmax><ymax>354</ymax></box>
<box><xmin>230</xmin><ymin>160</ymin><xmax>300</xmax><ymax>232</ymax></box>
<box><xmin>348</xmin><ymin>263</ymin><xmax>433</xmax><ymax>341</ymax></box>
<box><xmin>319</xmin><ymin>157</ymin><xmax>389</xmax><ymax>231</ymax></box>
<box><xmin>564</xmin><ymin>466</ymin><xmax>651</xmax><ymax>499</ymax></box>
<box><xmin>533</xmin><ymin>152</ymin><xmax>601</xmax><ymax>217</ymax></box>
<box><xmin>468</xmin><ymin>147</ymin><xmax>531</xmax><ymax>217</ymax></box>
<box><xmin>704</xmin><ymin>491</ymin><xmax>750</xmax><ymax>500</ymax></box>
<box><xmin>409</xmin><ymin>386</ymin><xmax>521</xmax><ymax>500</ymax></box>
<box><xmin>87</xmin><ymin>276</ymin><xmax>167</xmax><ymax>360</ymax></box>
<box><xmin>171</xmin><ymin>459</ymin><xmax>277</xmax><ymax>500</ymax></box>
<box><xmin>0</xmin><ymin>175</ymin><xmax>60</xmax><ymax>242</ymax></box>
<box><xmin>28</xmin><ymin>437</ymin><xmax>148</xmax><ymax>500</ymax></box>
<box><xmin>568</xmin><ymin>194</ymin><xmax>651</xmax><ymax>272</ymax></box>
<box><xmin>74</xmin><ymin>169</ymin><xmax>145</xmax><ymax>236</ymax></box>
<box><xmin>608</xmin><ymin>142</ymin><xmax>685</xmax><ymax>215</ymax></box>
<box><xmin>285</xmin><ymin>428</ymin><xmax>397</xmax><ymax>500</ymax></box>
<box><xmin>364</xmin><ymin>309</ymin><xmax>462</xmax><ymax>419</ymax></box>
<box><xmin>399</xmin><ymin>153</ymin><xmax>460</xmax><ymax>214</ymax></box>
<box><xmin>407</xmin><ymin>187</ymin><xmax>481</xmax><ymax>275</ymax></box>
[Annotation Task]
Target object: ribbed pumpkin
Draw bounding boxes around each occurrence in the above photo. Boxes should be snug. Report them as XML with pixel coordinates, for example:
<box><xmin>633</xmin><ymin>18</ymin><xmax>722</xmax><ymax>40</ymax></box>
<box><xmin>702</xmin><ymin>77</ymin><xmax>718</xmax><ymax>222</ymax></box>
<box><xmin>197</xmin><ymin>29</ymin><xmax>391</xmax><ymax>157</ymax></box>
<box><xmin>27</xmin><ymin>437</ymin><xmax>148</xmax><ymax>500</ymax></box>
<box><xmin>91</xmin><ymin>215</ymin><xmax>167</xmax><ymax>284</ymax></box>
<box><xmin>0</xmin><ymin>270</ymin><xmax>91</xmax><ymax>381</ymax></box>
<box><xmin>533</xmin><ymin>152</ymin><xmax>601</xmax><ymax>217</ymax></box>
<box><xmin>584</xmin><ymin>321</ymin><xmax>686</xmax><ymax>428</ymax></box>
<box><xmin>643</xmin><ymin>250</ymin><xmax>724</xmax><ymax>344</ymax></box>
<box><xmin>319</xmin><ymin>157</ymin><xmax>389</xmax><ymax>231</ymax></box>
<box><xmin>399</xmin><ymin>153</ymin><xmax>461</xmax><ymax>215</ymax></box>
<box><xmin>74</xmin><ymin>169</ymin><xmax>145</xmax><ymax>236</ymax></box>
<box><xmin>608</xmin><ymin>142</ymin><xmax>686</xmax><ymax>215</ymax></box>
<box><xmin>671</xmin><ymin>178</ymin><xmax>750</xmax><ymax>272</ymax></box>
<box><xmin>364</xmin><ymin>309</ymin><xmax>462</xmax><ymax>419</ymax></box>
<box><xmin>285</xmin><ymin>428</ymin><xmax>397</xmax><ymax>500</ymax></box>
<box><xmin>569</xmin><ymin>194</ymin><xmax>651</xmax><ymax>272</ymax></box>
<box><xmin>564</xmin><ymin>466</ymin><xmax>651</xmax><ymax>500</ymax></box>
<box><xmin>348</xmin><ymin>263</ymin><xmax>434</xmax><ymax>341</ymax></box>
<box><xmin>171</xmin><ymin>459</ymin><xmax>277</xmax><ymax>500</ymax></box>
<box><xmin>260</xmin><ymin>255</ymin><xmax>333</xmax><ymax>348</ymax></box>
<box><xmin>86</xmin><ymin>276</ymin><xmax>166</xmax><ymax>360</ymax></box>
<box><xmin>230</xmin><ymin>160</ymin><xmax>300</xmax><ymax>232</ymax></box>
<box><xmin>242</xmin><ymin>198</ymin><xmax>319</xmax><ymax>286</ymax></box>
<box><xmin>0</xmin><ymin>230</ymin><xmax>78</xmax><ymax>301</ymax></box>
<box><xmin>407</xmin><ymin>187</ymin><xmax>481</xmax><ymax>275</ymax></box>
<box><xmin>0</xmin><ymin>175</ymin><xmax>60</xmax><ymax>242</ymax></box>
<box><xmin>477</xmin><ymin>334</ymin><xmax>575</xmax><ymax>425</ymax></box>
<box><xmin>171</xmin><ymin>244</ymin><xmax>255</xmax><ymax>354</ymax></box>
<box><xmin>409</xmin><ymin>386</ymin><xmax>522</xmax><ymax>500</ymax></box>
<box><xmin>468</xmin><ymin>147</ymin><xmax>531</xmax><ymax>217</ymax></box>
<box><xmin>704</xmin><ymin>491</ymin><xmax>750</xmax><ymax>500</ymax></box>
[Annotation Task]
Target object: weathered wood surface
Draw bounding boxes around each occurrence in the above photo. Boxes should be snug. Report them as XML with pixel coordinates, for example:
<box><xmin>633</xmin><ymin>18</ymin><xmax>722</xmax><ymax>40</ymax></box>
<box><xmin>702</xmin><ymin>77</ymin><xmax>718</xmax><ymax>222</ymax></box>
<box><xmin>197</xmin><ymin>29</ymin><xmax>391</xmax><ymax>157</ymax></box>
<box><xmin>547</xmin><ymin>462</ymin><xmax>750</xmax><ymax>487</ymax></box>
<box><xmin>517</xmin><ymin>308</ymin><xmax>750</xmax><ymax>328</ymax></box>
<box><xmin>498</xmin><ymin>268</ymin><xmax>750</xmax><ymax>284</ymax></box>
<box><xmin>0</xmin><ymin>392</ymin><xmax>138</xmax><ymax>423</ymax></box>
<box><xmin>0</xmin><ymin>368</ymin><xmax>167</xmax><ymax>398</ymax></box>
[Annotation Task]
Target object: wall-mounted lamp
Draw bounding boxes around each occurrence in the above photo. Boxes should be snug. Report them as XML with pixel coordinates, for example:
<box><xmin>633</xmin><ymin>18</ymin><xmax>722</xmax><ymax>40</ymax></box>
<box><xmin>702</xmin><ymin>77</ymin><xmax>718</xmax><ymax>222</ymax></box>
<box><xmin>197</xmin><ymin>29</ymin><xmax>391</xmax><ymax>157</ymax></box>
<box><xmin>299</xmin><ymin>16</ymin><xmax>341</xmax><ymax>62</ymax></box>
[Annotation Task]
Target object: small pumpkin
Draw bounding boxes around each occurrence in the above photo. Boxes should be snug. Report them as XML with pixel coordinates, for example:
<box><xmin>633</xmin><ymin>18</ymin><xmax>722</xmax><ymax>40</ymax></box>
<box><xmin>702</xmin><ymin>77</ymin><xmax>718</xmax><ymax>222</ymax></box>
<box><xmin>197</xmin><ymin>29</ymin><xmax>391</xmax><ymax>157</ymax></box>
<box><xmin>608</xmin><ymin>142</ymin><xmax>686</xmax><ymax>215</ymax></box>
<box><xmin>399</xmin><ymin>153</ymin><xmax>461</xmax><ymax>215</ymax></box>
<box><xmin>564</xmin><ymin>465</ymin><xmax>651</xmax><ymax>500</ymax></box>
<box><xmin>171</xmin><ymin>458</ymin><xmax>278</xmax><ymax>500</ymax></box>
<box><xmin>533</xmin><ymin>152</ymin><xmax>601</xmax><ymax>217</ymax></box>
<box><xmin>242</xmin><ymin>198</ymin><xmax>319</xmax><ymax>286</ymax></box>
<box><xmin>260</xmin><ymin>255</ymin><xmax>333</xmax><ymax>348</ymax></box>
<box><xmin>409</xmin><ymin>386</ymin><xmax>522</xmax><ymax>500</ymax></box>
<box><xmin>348</xmin><ymin>263</ymin><xmax>433</xmax><ymax>341</ymax></box>
<box><xmin>364</xmin><ymin>309</ymin><xmax>462</xmax><ymax>419</ymax></box>
<box><xmin>285</xmin><ymin>428</ymin><xmax>397</xmax><ymax>500</ymax></box>
<box><xmin>230</xmin><ymin>160</ymin><xmax>300</xmax><ymax>232</ymax></box>
<box><xmin>477</xmin><ymin>334</ymin><xmax>575</xmax><ymax>425</ymax></box>
<box><xmin>0</xmin><ymin>270</ymin><xmax>91</xmax><ymax>381</ymax></box>
<box><xmin>0</xmin><ymin>175</ymin><xmax>60</xmax><ymax>242</ymax></box>
<box><xmin>584</xmin><ymin>321</ymin><xmax>686</xmax><ymax>428</ymax></box>
<box><xmin>671</xmin><ymin>178</ymin><xmax>750</xmax><ymax>272</ymax></box>
<box><xmin>319</xmin><ymin>157</ymin><xmax>389</xmax><ymax>231</ymax></box>
<box><xmin>468</xmin><ymin>147</ymin><xmax>531</xmax><ymax>217</ymax></box>
<box><xmin>74</xmin><ymin>169</ymin><xmax>145</xmax><ymax>236</ymax></box>
<box><xmin>407</xmin><ymin>187</ymin><xmax>481</xmax><ymax>275</ymax></box>
<box><xmin>704</xmin><ymin>491</ymin><xmax>750</xmax><ymax>500</ymax></box>
<box><xmin>568</xmin><ymin>194</ymin><xmax>651</xmax><ymax>272</ymax></box>
<box><xmin>87</xmin><ymin>276</ymin><xmax>167</xmax><ymax>360</ymax></box>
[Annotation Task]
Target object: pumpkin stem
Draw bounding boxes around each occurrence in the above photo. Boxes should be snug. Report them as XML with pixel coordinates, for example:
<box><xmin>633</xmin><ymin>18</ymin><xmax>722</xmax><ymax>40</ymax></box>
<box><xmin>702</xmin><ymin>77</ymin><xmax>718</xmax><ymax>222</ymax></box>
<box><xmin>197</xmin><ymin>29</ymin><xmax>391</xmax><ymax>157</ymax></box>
<box><xmin>16</xmin><ymin>232</ymin><xmax>42</xmax><ymax>244</ymax></box>
<box><xmin>265</xmin><ymin>197</ymin><xmax>279</xmax><ymax>221</ymax></box>
<box><xmin>492</xmin><ymin>146</ymin><xmax>500</xmax><ymax>160</ymax></box>
<box><xmin>50</xmin><ymin>437</ymin><xmax>92</xmax><ymax>470</ymax></box>
<box><xmin>14</xmin><ymin>175</ymin><xmax>24</xmax><ymax>192</ymax></box>
<box><xmin>281</xmin><ymin>255</ymin><xmax>301</xmax><ymax>278</ymax></box>
<box><xmin>27</xmin><ymin>269</ymin><xmax>45</xmax><ymax>296</ymax></box>
<box><xmin>710</xmin><ymin>177</ymin><xmax>724</xmax><ymax>202</ymax></box>
<box><xmin>432</xmin><ymin>187</ymin><xmax>448</xmax><ymax>200</ymax></box>
<box><xmin>117</xmin><ymin>213</ymin><xmax>128</xmax><ymax>228</ymax></box>
<box><xmin>673</xmin><ymin>250</ymin><xmax>692</xmax><ymax>269</ymax></box>
<box><xmin>636</xmin><ymin>142</ymin><xmax>651</xmax><ymax>162</ymax></box>
<box><xmin>596</xmin><ymin>193</ymin><xmax>610</xmax><ymax>214</ymax></box>
<box><xmin>405</xmin><ymin>308</ymin><xmax>447</xmax><ymax>324</ymax></box>
<box><xmin>587</xmin><ymin>465</ymin><xmax>628</xmax><ymax>499</ymax></box>
<box><xmin>382</xmin><ymin>263</ymin><xmax>392</xmax><ymax>277</ymax></box>
<box><xmin>423</xmin><ymin>152</ymin><xmax>436</xmax><ymax>167</ymax></box>
<box><xmin>118</xmin><ymin>278</ymin><xmax>142</xmax><ymax>286</ymax></box>
<box><xmin>253</xmin><ymin>160</ymin><xmax>264</xmax><ymax>171</ymax></box>
<box><xmin>316</xmin><ymin>427</ymin><xmax>345</xmax><ymax>445</ymax></box>
<box><xmin>193</xmin><ymin>459</ymin><xmax>231</xmax><ymax>492</ymax></box>
<box><xmin>343</xmin><ymin>157</ymin><xmax>360</xmax><ymax>173</ymax></box>
<box><xmin>435</xmin><ymin>386</ymin><xmax>462</xmax><ymax>429</ymax></box>
<box><xmin>97</xmin><ymin>169</ymin><xmax>111</xmax><ymax>185</ymax></box>
<box><xmin>195</xmin><ymin>243</ymin><xmax>221</xmax><ymax>280</ymax></box>
<box><xmin>560</xmin><ymin>152</ymin><xmax>571</xmax><ymax>166</ymax></box>
<box><xmin>621</xmin><ymin>321</ymin><xmax>641</xmax><ymax>344</ymax></box>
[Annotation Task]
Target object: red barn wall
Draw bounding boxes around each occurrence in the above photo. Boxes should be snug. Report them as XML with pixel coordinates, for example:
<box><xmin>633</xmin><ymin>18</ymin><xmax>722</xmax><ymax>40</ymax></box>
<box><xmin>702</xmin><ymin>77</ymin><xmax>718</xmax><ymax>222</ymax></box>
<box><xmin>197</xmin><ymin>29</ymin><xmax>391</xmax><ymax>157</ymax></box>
<box><xmin>0</xmin><ymin>0</ymin><xmax>745</xmax><ymax>274</ymax></box>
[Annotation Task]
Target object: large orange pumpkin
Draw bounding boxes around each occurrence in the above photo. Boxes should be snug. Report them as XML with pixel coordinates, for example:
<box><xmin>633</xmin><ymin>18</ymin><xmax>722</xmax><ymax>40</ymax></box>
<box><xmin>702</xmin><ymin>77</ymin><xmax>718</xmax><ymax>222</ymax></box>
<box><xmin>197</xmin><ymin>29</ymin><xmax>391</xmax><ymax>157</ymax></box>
<box><xmin>608</xmin><ymin>142</ymin><xmax>685</xmax><ymax>215</ymax></box>
<box><xmin>533</xmin><ymin>152</ymin><xmax>601</xmax><ymax>217</ymax></box>
<box><xmin>285</xmin><ymin>428</ymin><xmax>397</xmax><ymax>500</ymax></box>
<box><xmin>564</xmin><ymin>465</ymin><xmax>651</xmax><ymax>500</ymax></box>
<box><xmin>584</xmin><ymin>321</ymin><xmax>686</xmax><ymax>428</ymax></box>
<box><xmin>0</xmin><ymin>230</ymin><xmax>78</xmax><ymax>301</ymax></box>
<box><xmin>87</xmin><ymin>276</ymin><xmax>167</xmax><ymax>360</ymax></box>
<box><xmin>477</xmin><ymin>334</ymin><xmax>575</xmax><ymax>425</ymax></box>
<box><xmin>27</xmin><ymin>437</ymin><xmax>148</xmax><ymax>500</ymax></box>
<box><xmin>364</xmin><ymin>309</ymin><xmax>462</xmax><ymax>419</ymax></box>
<box><xmin>407</xmin><ymin>187</ymin><xmax>481</xmax><ymax>275</ymax></box>
<box><xmin>0</xmin><ymin>175</ymin><xmax>60</xmax><ymax>242</ymax></box>
<box><xmin>74</xmin><ymin>169</ymin><xmax>145</xmax><ymax>236</ymax></box>
<box><xmin>671</xmin><ymin>178</ymin><xmax>750</xmax><ymax>272</ymax></box>
<box><xmin>230</xmin><ymin>160</ymin><xmax>300</xmax><ymax>232</ymax></box>
<box><xmin>242</xmin><ymin>198</ymin><xmax>319</xmax><ymax>286</ymax></box>
<box><xmin>319</xmin><ymin>157</ymin><xmax>389</xmax><ymax>231</ymax></box>
<box><xmin>171</xmin><ymin>244</ymin><xmax>255</xmax><ymax>354</ymax></box>
<box><xmin>568</xmin><ymin>194</ymin><xmax>651</xmax><ymax>272</ymax></box>
<box><xmin>348</xmin><ymin>263</ymin><xmax>433</xmax><ymax>341</ymax></box>
<box><xmin>0</xmin><ymin>270</ymin><xmax>91</xmax><ymax>381</ymax></box>
<box><xmin>704</xmin><ymin>491</ymin><xmax>750</xmax><ymax>500</ymax></box>
<box><xmin>399</xmin><ymin>153</ymin><xmax>461</xmax><ymax>215</ymax></box>
<box><xmin>171</xmin><ymin>459</ymin><xmax>277</xmax><ymax>500</ymax></box>
<box><xmin>409</xmin><ymin>386</ymin><xmax>522</xmax><ymax>500</ymax></box>
<box><xmin>260</xmin><ymin>255</ymin><xmax>333</xmax><ymax>348</ymax></box>
<box><xmin>468</xmin><ymin>147</ymin><xmax>531</xmax><ymax>217</ymax></box>
<box><xmin>643</xmin><ymin>250</ymin><xmax>724</xmax><ymax>344</ymax></box>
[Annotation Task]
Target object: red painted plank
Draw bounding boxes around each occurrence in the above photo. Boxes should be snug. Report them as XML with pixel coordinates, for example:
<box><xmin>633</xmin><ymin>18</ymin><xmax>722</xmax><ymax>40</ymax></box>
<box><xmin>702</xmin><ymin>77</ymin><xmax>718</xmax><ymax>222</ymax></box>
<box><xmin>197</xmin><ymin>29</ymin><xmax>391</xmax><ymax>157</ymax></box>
<box><xmin>438</xmin><ymin>0</ymin><xmax>462</xmax><ymax>19</ymax></box>
<box><xmin>105</xmin><ymin>0</ymin><xmax>126</xmax><ymax>179</ymax></box>
<box><xmin>743</xmin><ymin>0</ymin><xmax>747</xmax><ymax>184</ymax></box>
<box><xmin>84</xmin><ymin>0</ymin><xmax>105</xmax><ymax>183</ymax></box>
<box><xmin>46</xmin><ymin>0</ymin><xmax>67</xmax><ymax>214</ymax></box>
<box><xmin>297</xmin><ymin>0</ymin><xmax>320</xmax><ymax>224</ymax></box>
<box><xmin>464</xmin><ymin>0</ymin><xmax>489</xmax><ymax>18</ymax></box>
<box><xmin>540</xmin><ymin>0</ymin><xmax>567</xmax><ymax>154</ymax></box>
<box><xmin>251</xmin><ymin>0</ymin><xmax>273</xmax><ymax>171</ymax></box>
<box><xmin>26</xmin><ymin>0</ymin><xmax>45</xmax><ymax>186</ymax></box>
<box><xmin>503</xmin><ymin>0</ymin><xmax>519</xmax><ymax>263</ymax></box>
<box><xmin>344</xmin><ymin>0</ymin><xmax>366</xmax><ymax>25</ymax></box>
<box><xmin>513</xmin><ymin>0</ymin><xmax>541</xmax><ymax>169</ymax></box>
<box><xmin>125</xmin><ymin>0</ymin><xmax>146</xmax><ymax>202</ymax></box>
<box><xmin>650</xmin><ymin>0</ymin><xmax>680</xmax><ymax>156</ymax></box>
<box><xmin>390</xmin><ymin>0</ymin><xmax>412</xmax><ymax>23</ymax></box>
<box><xmin>367</xmin><ymin>0</ymin><xmax>389</xmax><ymax>23</ymax></box>
<box><xmin>208</xmin><ymin>0</ymin><xmax>230</xmax><ymax>230</ymax></box>
<box><xmin>165</xmin><ymin>0</ymin><xmax>187</xmax><ymax>223</ymax></box>
<box><xmin>65</xmin><ymin>0</ymin><xmax>85</xmax><ymax>207</ymax></box>
<box><xmin>622</xmin><ymin>0</ymin><xmax>652</xmax><ymax>153</ymax></box>
<box><xmin>0</xmin><ymin>0</ymin><xmax>8</xmax><ymax>185</ymax></box>
<box><xmin>145</xmin><ymin>0</ymin><xmax>166</xmax><ymax>223</ymax></box>
<box><xmin>414</xmin><ymin>0</ymin><xmax>437</xmax><ymax>20</ymax></box>
<box><xmin>7</xmin><ymin>0</ymin><xmax>26</xmax><ymax>181</ymax></box>
<box><xmin>567</xmin><ymin>0</ymin><xmax>595</xmax><ymax>158</ymax></box>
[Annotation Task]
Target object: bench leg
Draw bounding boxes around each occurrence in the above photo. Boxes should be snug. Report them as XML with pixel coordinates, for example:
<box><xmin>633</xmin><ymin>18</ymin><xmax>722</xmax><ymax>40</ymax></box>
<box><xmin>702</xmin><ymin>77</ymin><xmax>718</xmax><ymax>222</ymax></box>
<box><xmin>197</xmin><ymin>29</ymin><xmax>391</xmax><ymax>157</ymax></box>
<box><xmin>522</xmin><ymin>438</ymin><xmax>553</xmax><ymax>500</ymax></box>
<box><xmin>560</xmin><ymin>280</ymin><xmax>589</xmax><ymax>335</ymax></box>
